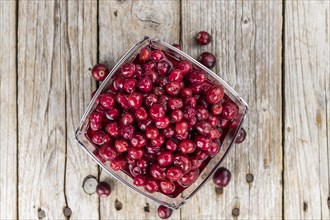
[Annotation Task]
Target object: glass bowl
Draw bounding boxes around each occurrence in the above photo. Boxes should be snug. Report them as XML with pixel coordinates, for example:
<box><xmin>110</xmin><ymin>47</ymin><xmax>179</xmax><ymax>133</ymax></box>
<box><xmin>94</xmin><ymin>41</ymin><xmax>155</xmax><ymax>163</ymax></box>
<box><xmin>75</xmin><ymin>36</ymin><xmax>248</xmax><ymax>209</ymax></box>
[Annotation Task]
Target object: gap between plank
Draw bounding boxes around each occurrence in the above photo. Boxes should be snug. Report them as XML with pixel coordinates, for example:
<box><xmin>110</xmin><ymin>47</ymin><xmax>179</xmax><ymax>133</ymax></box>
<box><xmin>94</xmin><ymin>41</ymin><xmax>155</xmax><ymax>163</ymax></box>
<box><xmin>15</xmin><ymin>0</ymin><xmax>19</xmax><ymax>218</ymax></box>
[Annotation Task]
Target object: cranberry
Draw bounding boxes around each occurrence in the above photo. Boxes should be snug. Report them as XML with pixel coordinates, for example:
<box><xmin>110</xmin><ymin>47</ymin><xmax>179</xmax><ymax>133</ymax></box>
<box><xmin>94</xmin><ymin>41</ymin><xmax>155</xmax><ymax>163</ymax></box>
<box><xmin>184</xmin><ymin>97</ymin><xmax>197</xmax><ymax>108</ymax></box>
<box><xmin>128</xmin><ymin>147</ymin><xmax>145</xmax><ymax>160</ymax></box>
<box><xmin>187</xmin><ymin>71</ymin><xmax>206</xmax><ymax>85</ymax></box>
<box><xmin>129</xmin><ymin>164</ymin><xmax>144</xmax><ymax>177</ymax></box>
<box><xmin>155</xmin><ymin>117</ymin><xmax>171</xmax><ymax>129</ymax></box>
<box><xmin>162</xmin><ymin>125</ymin><xmax>175</xmax><ymax>138</ymax></box>
<box><xmin>211</xmin><ymin>103</ymin><xmax>223</xmax><ymax>115</ymax></box>
<box><xmin>171</xmin><ymin>109</ymin><xmax>183</xmax><ymax>122</ymax></box>
<box><xmin>165</xmin><ymin>139</ymin><xmax>178</xmax><ymax>152</ymax></box>
<box><xmin>172</xmin><ymin>43</ymin><xmax>182</xmax><ymax>50</ymax></box>
<box><xmin>178</xmin><ymin>169</ymin><xmax>199</xmax><ymax>187</ymax></box>
<box><xmin>187</xmin><ymin>117</ymin><xmax>197</xmax><ymax>127</ymax></box>
<box><xmin>196</xmin><ymin>31</ymin><xmax>212</xmax><ymax>45</ymax></box>
<box><xmin>138</xmin><ymin>118</ymin><xmax>153</xmax><ymax>131</ymax></box>
<box><xmin>96</xmin><ymin>182</ymin><xmax>111</xmax><ymax>197</ymax></box>
<box><xmin>160</xmin><ymin>180</ymin><xmax>175</xmax><ymax>194</ymax></box>
<box><xmin>175</xmin><ymin>120</ymin><xmax>189</xmax><ymax>135</ymax></box>
<box><xmin>110</xmin><ymin>156</ymin><xmax>128</xmax><ymax>171</ymax></box>
<box><xmin>128</xmin><ymin>92</ymin><xmax>143</xmax><ymax>109</ymax></box>
<box><xmin>130</xmin><ymin>133</ymin><xmax>147</xmax><ymax>148</ymax></box>
<box><xmin>135</xmin><ymin>106</ymin><xmax>148</xmax><ymax>121</ymax></box>
<box><xmin>158</xmin><ymin>95</ymin><xmax>171</xmax><ymax>108</ymax></box>
<box><xmin>206</xmin><ymin>85</ymin><xmax>224</xmax><ymax>104</ymax></box>
<box><xmin>183</xmin><ymin>106</ymin><xmax>196</xmax><ymax>120</ymax></box>
<box><xmin>126</xmin><ymin>155</ymin><xmax>136</xmax><ymax>165</ymax></box>
<box><xmin>116</xmin><ymin>93</ymin><xmax>129</xmax><ymax>110</ymax></box>
<box><xmin>166</xmin><ymin>81</ymin><xmax>181</xmax><ymax>96</ymax></box>
<box><xmin>209</xmin><ymin>128</ymin><xmax>222</xmax><ymax>139</ymax></box>
<box><xmin>151</xmin><ymin>134</ymin><xmax>165</xmax><ymax>147</ymax></box>
<box><xmin>179</xmin><ymin>139</ymin><xmax>196</xmax><ymax>154</ymax></box>
<box><xmin>157</xmin><ymin>205</ymin><xmax>172</xmax><ymax>219</ymax></box>
<box><xmin>102</xmin><ymin>133</ymin><xmax>112</xmax><ymax>144</ymax></box>
<box><xmin>167</xmin><ymin>166</ymin><xmax>184</xmax><ymax>181</ymax></box>
<box><xmin>133</xmin><ymin>175</ymin><xmax>146</xmax><ymax>186</ymax></box>
<box><xmin>105</xmin><ymin>122</ymin><xmax>120</xmax><ymax>137</ymax></box>
<box><xmin>221</xmin><ymin>101</ymin><xmax>239</xmax><ymax>120</ymax></box>
<box><xmin>121</xmin><ymin>63</ymin><xmax>135</xmax><ymax>78</ymax></box>
<box><xmin>150</xmin><ymin>104</ymin><xmax>166</xmax><ymax>120</ymax></box>
<box><xmin>91</xmin><ymin>64</ymin><xmax>109</xmax><ymax>81</ymax></box>
<box><xmin>156</xmin><ymin>60</ymin><xmax>171</xmax><ymax>75</ymax></box>
<box><xmin>138</xmin><ymin>77</ymin><xmax>153</xmax><ymax>93</ymax></box>
<box><xmin>146</xmin><ymin>145</ymin><xmax>161</xmax><ymax>155</ymax></box>
<box><xmin>175</xmin><ymin>132</ymin><xmax>189</xmax><ymax>140</ymax></box>
<box><xmin>139</xmin><ymin>47</ymin><xmax>151</xmax><ymax>61</ymax></box>
<box><xmin>180</xmin><ymin>88</ymin><xmax>193</xmax><ymax>98</ymax></box>
<box><xmin>135</xmin><ymin>64</ymin><xmax>143</xmax><ymax>78</ymax></box>
<box><xmin>190</xmin><ymin>156</ymin><xmax>203</xmax><ymax>170</ymax></box>
<box><xmin>173</xmin><ymin>153</ymin><xmax>192</xmax><ymax>173</ymax></box>
<box><xmin>198</xmin><ymin>52</ymin><xmax>216</xmax><ymax>69</ymax></box>
<box><xmin>146</xmin><ymin>127</ymin><xmax>160</xmax><ymax>139</ymax></box>
<box><xmin>90</xmin><ymin>112</ymin><xmax>104</xmax><ymax>124</ymax></box>
<box><xmin>235</xmin><ymin>127</ymin><xmax>246</xmax><ymax>144</ymax></box>
<box><xmin>115</xmin><ymin>139</ymin><xmax>129</xmax><ymax>153</ymax></box>
<box><xmin>90</xmin><ymin>121</ymin><xmax>102</xmax><ymax>131</ymax></box>
<box><xmin>98</xmin><ymin>143</ymin><xmax>117</xmax><ymax>160</ymax></box>
<box><xmin>106</xmin><ymin>108</ymin><xmax>120</xmax><ymax>120</ymax></box>
<box><xmin>120</xmin><ymin>112</ymin><xmax>135</xmax><ymax>125</ymax></box>
<box><xmin>120</xmin><ymin>125</ymin><xmax>135</xmax><ymax>139</ymax></box>
<box><xmin>99</xmin><ymin>93</ymin><xmax>115</xmax><ymax>109</ymax></box>
<box><xmin>156</xmin><ymin>76</ymin><xmax>169</xmax><ymax>87</ymax></box>
<box><xmin>150</xmin><ymin>164</ymin><xmax>167</xmax><ymax>180</ymax></box>
<box><xmin>136</xmin><ymin>158</ymin><xmax>149</xmax><ymax>169</ymax></box>
<box><xmin>194</xmin><ymin>148</ymin><xmax>208</xmax><ymax>161</ymax></box>
<box><xmin>144</xmin><ymin>94</ymin><xmax>158</xmax><ymax>107</ymax></box>
<box><xmin>195</xmin><ymin>121</ymin><xmax>212</xmax><ymax>136</ymax></box>
<box><xmin>207</xmin><ymin>141</ymin><xmax>220</xmax><ymax>155</ymax></box>
<box><xmin>123</xmin><ymin>78</ymin><xmax>137</xmax><ymax>93</ymax></box>
<box><xmin>167</xmin><ymin>98</ymin><xmax>183</xmax><ymax>110</ymax></box>
<box><xmin>157</xmin><ymin>151</ymin><xmax>174</xmax><ymax>167</ymax></box>
<box><xmin>168</xmin><ymin>69</ymin><xmax>183</xmax><ymax>82</ymax></box>
<box><xmin>220</xmin><ymin>118</ymin><xmax>230</xmax><ymax>128</ymax></box>
<box><xmin>194</xmin><ymin>135</ymin><xmax>212</xmax><ymax>151</ymax></box>
<box><xmin>151</xmin><ymin>50</ymin><xmax>164</xmax><ymax>61</ymax></box>
<box><xmin>113</xmin><ymin>76</ymin><xmax>125</xmax><ymax>91</ymax></box>
<box><xmin>142</xmin><ymin>61</ymin><xmax>155</xmax><ymax>71</ymax></box>
<box><xmin>178</xmin><ymin>60</ymin><xmax>193</xmax><ymax>75</ymax></box>
<box><xmin>144</xmin><ymin>178</ymin><xmax>159</xmax><ymax>193</ymax></box>
<box><xmin>153</xmin><ymin>86</ymin><xmax>166</xmax><ymax>97</ymax></box>
<box><xmin>196</xmin><ymin>106</ymin><xmax>209</xmax><ymax>120</ymax></box>
<box><xmin>208</xmin><ymin>115</ymin><xmax>219</xmax><ymax>127</ymax></box>
<box><xmin>213</xmin><ymin>167</ymin><xmax>231</xmax><ymax>187</ymax></box>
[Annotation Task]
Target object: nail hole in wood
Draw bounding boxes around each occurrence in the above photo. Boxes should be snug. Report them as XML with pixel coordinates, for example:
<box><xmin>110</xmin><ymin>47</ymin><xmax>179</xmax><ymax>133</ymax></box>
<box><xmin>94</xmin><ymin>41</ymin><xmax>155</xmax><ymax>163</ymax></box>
<box><xmin>144</xmin><ymin>203</ymin><xmax>150</xmax><ymax>212</ymax></box>
<box><xmin>303</xmin><ymin>202</ymin><xmax>308</xmax><ymax>212</ymax></box>
<box><xmin>232</xmin><ymin>208</ymin><xmax>240</xmax><ymax>217</ymax></box>
<box><xmin>287</xmin><ymin>127</ymin><xmax>291</xmax><ymax>132</ymax></box>
<box><xmin>327</xmin><ymin>197</ymin><xmax>330</xmax><ymax>208</ymax></box>
<box><xmin>243</xmin><ymin>19</ymin><xmax>248</xmax><ymax>24</ymax></box>
<box><xmin>114</xmin><ymin>10</ymin><xmax>118</xmax><ymax>17</ymax></box>
<box><xmin>37</xmin><ymin>209</ymin><xmax>46</xmax><ymax>219</ymax></box>
<box><xmin>115</xmin><ymin>199</ymin><xmax>123</xmax><ymax>211</ymax></box>
<box><xmin>82</xmin><ymin>175</ymin><xmax>98</xmax><ymax>195</ymax></box>
<box><xmin>246</xmin><ymin>173</ymin><xmax>254</xmax><ymax>183</ymax></box>
<box><xmin>215</xmin><ymin>187</ymin><xmax>223</xmax><ymax>195</ymax></box>
<box><xmin>63</xmin><ymin>206</ymin><xmax>72</xmax><ymax>217</ymax></box>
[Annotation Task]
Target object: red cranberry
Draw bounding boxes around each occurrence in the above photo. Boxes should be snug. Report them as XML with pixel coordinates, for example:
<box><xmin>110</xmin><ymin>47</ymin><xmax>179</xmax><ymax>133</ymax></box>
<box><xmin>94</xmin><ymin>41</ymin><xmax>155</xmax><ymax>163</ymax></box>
<box><xmin>128</xmin><ymin>92</ymin><xmax>143</xmax><ymax>109</ymax></box>
<box><xmin>157</xmin><ymin>205</ymin><xmax>172</xmax><ymax>219</ymax></box>
<box><xmin>194</xmin><ymin>135</ymin><xmax>212</xmax><ymax>151</ymax></box>
<box><xmin>160</xmin><ymin>180</ymin><xmax>175</xmax><ymax>194</ymax></box>
<box><xmin>113</xmin><ymin>76</ymin><xmax>125</xmax><ymax>91</ymax></box>
<box><xmin>175</xmin><ymin>132</ymin><xmax>189</xmax><ymax>140</ymax></box>
<box><xmin>90</xmin><ymin>112</ymin><xmax>104</xmax><ymax>124</ymax></box>
<box><xmin>208</xmin><ymin>115</ymin><xmax>219</xmax><ymax>127</ymax></box>
<box><xmin>146</xmin><ymin>127</ymin><xmax>160</xmax><ymax>140</ymax></box>
<box><xmin>90</xmin><ymin>121</ymin><xmax>102</xmax><ymax>131</ymax></box>
<box><xmin>157</xmin><ymin>151</ymin><xmax>174</xmax><ymax>167</ymax></box>
<box><xmin>150</xmin><ymin>164</ymin><xmax>167</xmax><ymax>180</ymax></box>
<box><xmin>139</xmin><ymin>47</ymin><xmax>151</xmax><ymax>61</ymax></box>
<box><xmin>183</xmin><ymin>106</ymin><xmax>196</xmax><ymax>120</ymax></box>
<box><xmin>179</xmin><ymin>139</ymin><xmax>196</xmax><ymax>154</ymax></box>
<box><xmin>196</xmin><ymin>106</ymin><xmax>209</xmax><ymax>120</ymax></box>
<box><xmin>135</xmin><ymin>64</ymin><xmax>143</xmax><ymax>78</ymax></box>
<box><xmin>167</xmin><ymin>98</ymin><xmax>183</xmax><ymax>110</ymax></box>
<box><xmin>155</xmin><ymin>117</ymin><xmax>171</xmax><ymax>129</ymax></box>
<box><xmin>187</xmin><ymin>71</ymin><xmax>206</xmax><ymax>85</ymax></box>
<box><xmin>106</xmin><ymin>108</ymin><xmax>120</xmax><ymax>120</ymax></box>
<box><xmin>91</xmin><ymin>64</ymin><xmax>109</xmax><ymax>81</ymax></box>
<box><xmin>110</xmin><ymin>156</ymin><xmax>128</xmax><ymax>171</ymax></box>
<box><xmin>158</xmin><ymin>95</ymin><xmax>171</xmax><ymax>109</ymax></box>
<box><xmin>116</xmin><ymin>93</ymin><xmax>129</xmax><ymax>110</ymax></box>
<box><xmin>133</xmin><ymin>175</ymin><xmax>146</xmax><ymax>186</ymax></box>
<box><xmin>136</xmin><ymin>158</ymin><xmax>149</xmax><ymax>169</ymax></box>
<box><xmin>196</xmin><ymin>31</ymin><xmax>212</xmax><ymax>45</ymax></box>
<box><xmin>167</xmin><ymin>166</ymin><xmax>184</xmax><ymax>181</ymax></box>
<box><xmin>138</xmin><ymin>118</ymin><xmax>153</xmax><ymax>131</ymax></box>
<box><xmin>121</xmin><ymin>63</ymin><xmax>135</xmax><ymax>78</ymax></box>
<box><xmin>146</xmin><ymin>145</ymin><xmax>161</xmax><ymax>155</ymax></box>
<box><xmin>207</xmin><ymin>141</ymin><xmax>220</xmax><ymax>155</ymax></box>
<box><xmin>195</xmin><ymin>121</ymin><xmax>211</xmax><ymax>136</ymax></box>
<box><xmin>211</xmin><ymin>103</ymin><xmax>223</xmax><ymax>115</ymax></box>
<box><xmin>194</xmin><ymin>149</ymin><xmax>208</xmax><ymax>161</ymax></box>
<box><xmin>168</xmin><ymin>69</ymin><xmax>183</xmax><ymax>82</ymax></box>
<box><xmin>172</xmin><ymin>44</ymin><xmax>182</xmax><ymax>50</ymax></box>
<box><xmin>151</xmin><ymin>50</ymin><xmax>164</xmax><ymax>61</ymax></box>
<box><xmin>175</xmin><ymin>120</ymin><xmax>189</xmax><ymax>135</ymax></box>
<box><xmin>221</xmin><ymin>101</ymin><xmax>239</xmax><ymax>120</ymax></box>
<box><xmin>115</xmin><ymin>139</ymin><xmax>129</xmax><ymax>153</ymax></box>
<box><xmin>235</xmin><ymin>127</ymin><xmax>246</xmax><ymax>144</ymax></box>
<box><xmin>102</xmin><ymin>133</ymin><xmax>112</xmax><ymax>144</ymax></box>
<box><xmin>166</xmin><ymin>81</ymin><xmax>181</xmax><ymax>96</ymax></box>
<box><xmin>128</xmin><ymin>147</ymin><xmax>145</xmax><ymax>160</ymax></box>
<box><xmin>129</xmin><ymin>164</ymin><xmax>144</xmax><ymax>177</ymax></box>
<box><xmin>96</xmin><ymin>182</ymin><xmax>111</xmax><ymax>197</ymax></box>
<box><xmin>98</xmin><ymin>143</ymin><xmax>118</xmax><ymax>160</ymax></box>
<box><xmin>130</xmin><ymin>133</ymin><xmax>147</xmax><ymax>148</ymax></box>
<box><xmin>138</xmin><ymin>77</ymin><xmax>153</xmax><ymax>93</ymax></box>
<box><xmin>190</xmin><ymin>156</ymin><xmax>203</xmax><ymax>170</ymax></box>
<box><xmin>142</xmin><ymin>61</ymin><xmax>155</xmax><ymax>71</ymax></box>
<box><xmin>171</xmin><ymin>109</ymin><xmax>183</xmax><ymax>122</ymax></box>
<box><xmin>198</xmin><ymin>52</ymin><xmax>216</xmax><ymax>69</ymax></box>
<box><xmin>153</xmin><ymin>86</ymin><xmax>166</xmax><ymax>97</ymax></box>
<box><xmin>135</xmin><ymin>106</ymin><xmax>148</xmax><ymax>121</ymax></box>
<box><xmin>126</xmin><ymin>154</ymin><xmax>136</xmax><ymax>165</ymax></box>
<box><xmin>178</xmin><ymin>169</ymin><xmax>199</xmax><ymax>187</ymax></box>
<box><xmin>173</xmin><ymin>153</ymin><xmax>192</xmax><ymax>173</ymax></box>
<box><xmin>209</xmin><ymin>129</ymin><xmax>222</xmax><ymax>139</ymax></box>
<box><xmin>178</xmin><ymin>60</ymin><xmax>193</xmax><ymax>75</ymax></box>
<box><xmin>156</xmin><ymin>60</ymin><xmax>171</xmax><ymax>75</ymax></box>
<box><xmin>151</xmin><ymin>134</ymin><xmax>165</xmax><ymax>147</ymax></box>
<box><xmin>220</xmin><ymin>118</ymin><xmax>230</xmax><ymax>129</ymax></box>
<box><xmin>145</xmin><ymin>94</ymin><xmax>158</xmax><ymax>107</ymax></box>
<box><xmin>165</xmin><ymin>139</ymin><xmax>178</xmax><ymax>152</ymax></box>
<box><xmin>156</xmin><ymin>76</ymin><xmax>169</xmax><ymax>87</ymax></box>
<box><xmin>123</xmin><ymin>78</ymin><xmax>137</xmax><ymax>93</ymax></box>
<box><xmin>105</xmin><ymin>122</ymin><xmax>120</xmax><ymax>137</ymax></box>
<box><xmin>184</xmin><ymin>97</ymin><xmax>197</xmax><ymax>108</ymax></box>
<box><xmin>180</xmin><ymin>88</ymin><xmax>193</xmax><ymax>98</ymax></box>
<box><xmin>99</xmin><ymin>93</ymin><xmax>115</xmax><ymax>109</ymax></box>
<box><xmin>162</xmin><ymin>125</ymin><xmax>175</xmax><ymax>138</ymax></box>
<box><xmin>150</xmin><ymin>104</ymin><xmax>166</xmax><ymax>120</ymax></box>
<box><xmin>120</xmin><ymin>125</ymin><xmax>135</xmax><ymax>139</ymax></box>
<box><xmin>120</xmin><ymin>112</ymin><xmax>135</xmax><ymax>125</ymax></box>
<box><xmin>213</xmin><ymin>167</ymin><xmax>231</xmax><ymax>187</ymax></box>
<box><xmin>144</xmin><ymin>178</ymin><xmax>159</xmax><ymax>193</ymax></box>
<box><xmin>206</xmin><ymin>85</ymin><xmax>224</xmax><ymax>104</ymax></box>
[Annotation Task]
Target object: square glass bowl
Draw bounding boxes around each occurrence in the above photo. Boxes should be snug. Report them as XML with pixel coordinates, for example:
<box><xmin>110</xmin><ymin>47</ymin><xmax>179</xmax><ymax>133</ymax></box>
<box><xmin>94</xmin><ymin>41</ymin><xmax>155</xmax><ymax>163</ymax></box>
<box><xmin>75</xmin><ymin>36</ymin><xmax>248</xmax><ymax>209</ymax></box>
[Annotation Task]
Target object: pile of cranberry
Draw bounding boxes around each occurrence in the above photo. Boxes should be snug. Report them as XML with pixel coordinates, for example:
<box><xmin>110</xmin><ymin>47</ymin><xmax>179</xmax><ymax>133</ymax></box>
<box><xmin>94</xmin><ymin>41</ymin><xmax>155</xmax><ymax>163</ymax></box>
<box><xmin>86</xmin><ymin>31</ymin><xmax>246</xmax><ymax>219</ymax></box>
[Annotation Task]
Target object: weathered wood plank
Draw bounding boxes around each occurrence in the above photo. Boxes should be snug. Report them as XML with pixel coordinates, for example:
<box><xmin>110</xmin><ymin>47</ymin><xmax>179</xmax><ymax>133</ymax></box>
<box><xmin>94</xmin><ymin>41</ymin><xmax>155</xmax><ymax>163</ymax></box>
<box><xmin>64</xmin><ymin>1</ymin><xmax>99</xmax><ymax>219</ymax></box>
<box><xmin>18</xmin><ymin>1</ymin><xmax>66</xmax><ymax>218</ymax></box>
<box><xmin>181</xmin><ymin>0</ymin><xmax>283</xmax><ymax>219</ymax></box>
<box><xmin>284</xmin><ymin>1</ymin><xmax>330</xmax><ymax>219</ymax></box>
<box><xmin>98</xmin><ymin>0</ymin><xmax>180</xmax><ymax>219</ymax></box>
<box><xmin>0</xmin><ymin>1</ymin><xmax>17</xmax><ymax>219</ymax></box>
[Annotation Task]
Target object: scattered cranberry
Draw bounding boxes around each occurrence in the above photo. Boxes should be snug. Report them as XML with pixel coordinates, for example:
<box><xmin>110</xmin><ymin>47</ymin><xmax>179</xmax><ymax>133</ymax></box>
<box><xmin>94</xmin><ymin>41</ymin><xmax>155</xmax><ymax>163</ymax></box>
<box><xmin>91</xmin><ymin>64</ymin><xmax>109</xmax><ymax>81</ymax></box>
<box><xmin>198</xmin><ymin>52</ymin><xmax>216</xmax><ymax>69</ymax></box>
<box><xmin>235</xmin><ymin>127</ymin><xmax>246</xmax><ymax>144</ymax></box>
<box><xmin>96</xmin><ymin>182</ymin><xmax>111</xmax><ymax>197</ymax></box>
<box><xmin>196</xmin><ymin>31</ymin><xmax>212</xmax><ymax>45</ymax></box>
<box><xmin>157</xmin><ymin>205</ymin><xmax>172</xmax><ymax>219</ymax></box>
<box><xmin>213</xmin><ymin>167</ymin><xmax>231</xmax><ymax>188</ymax></box>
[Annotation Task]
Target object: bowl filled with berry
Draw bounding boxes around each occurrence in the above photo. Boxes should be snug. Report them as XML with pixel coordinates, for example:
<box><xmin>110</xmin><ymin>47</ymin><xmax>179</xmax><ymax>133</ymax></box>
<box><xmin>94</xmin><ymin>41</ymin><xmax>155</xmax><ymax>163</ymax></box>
<box><xmin>75</xmin><ymin>36</ymin><xmax>248</xmax><ymax>210</ymax></box>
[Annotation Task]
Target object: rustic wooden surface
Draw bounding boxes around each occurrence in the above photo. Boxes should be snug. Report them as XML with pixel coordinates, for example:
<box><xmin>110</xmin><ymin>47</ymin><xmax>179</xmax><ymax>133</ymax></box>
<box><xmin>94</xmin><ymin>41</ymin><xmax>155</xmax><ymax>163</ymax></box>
<box><xmin>0</xmin><ymin>0</ymin><xmax>329</xmax><ymax>219</ymax></box>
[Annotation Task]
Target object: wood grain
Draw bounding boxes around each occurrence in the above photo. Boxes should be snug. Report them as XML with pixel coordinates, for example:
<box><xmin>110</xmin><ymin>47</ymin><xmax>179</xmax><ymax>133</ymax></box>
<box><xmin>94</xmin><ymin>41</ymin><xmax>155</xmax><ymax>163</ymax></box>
<box><xmin>181</xmin><ymin>0</ymin><xmax>283</xmax><ymax>219</ymax></box>
<box><xmin>0</xmin><ymin>1</ymin><xmax>17</xmax><ymax>219</ymax></box>
<box><xmin>98</xmin><ymin>0</ymin><xmax>180</xmax><ymax>219</ymax></box>
<box><xmin>284</xmin><ymin>1</ymin><xmax>330</xmax><ymax>219</ymax></box>
<box><xmin>64</xmin><ymin>1</ymin><xmax>99</xmax><ymax>219</ymax></box>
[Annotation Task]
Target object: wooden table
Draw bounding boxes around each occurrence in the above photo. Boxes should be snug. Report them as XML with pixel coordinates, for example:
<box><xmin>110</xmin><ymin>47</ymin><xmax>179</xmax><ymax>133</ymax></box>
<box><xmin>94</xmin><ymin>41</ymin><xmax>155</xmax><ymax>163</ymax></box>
<box><xmin>1</xmin><ymin>0</ymin><xmax>329</xmax><ymax>219</ymax></box>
